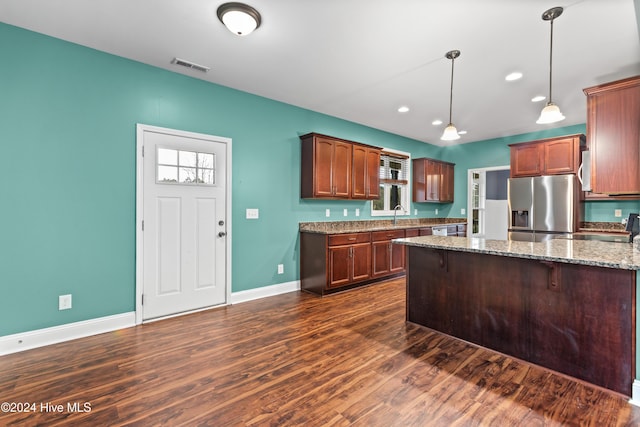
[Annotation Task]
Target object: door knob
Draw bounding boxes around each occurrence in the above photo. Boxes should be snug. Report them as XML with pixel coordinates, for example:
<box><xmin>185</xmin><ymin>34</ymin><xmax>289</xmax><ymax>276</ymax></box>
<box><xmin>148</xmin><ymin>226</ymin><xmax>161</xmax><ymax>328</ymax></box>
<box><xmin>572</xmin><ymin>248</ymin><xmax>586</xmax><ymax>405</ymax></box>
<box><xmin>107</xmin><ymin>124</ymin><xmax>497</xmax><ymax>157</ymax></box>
<box><xmin>218</xmin><ymin>231</ymin><xmax>227</xmax><ymax>237</ymax></box>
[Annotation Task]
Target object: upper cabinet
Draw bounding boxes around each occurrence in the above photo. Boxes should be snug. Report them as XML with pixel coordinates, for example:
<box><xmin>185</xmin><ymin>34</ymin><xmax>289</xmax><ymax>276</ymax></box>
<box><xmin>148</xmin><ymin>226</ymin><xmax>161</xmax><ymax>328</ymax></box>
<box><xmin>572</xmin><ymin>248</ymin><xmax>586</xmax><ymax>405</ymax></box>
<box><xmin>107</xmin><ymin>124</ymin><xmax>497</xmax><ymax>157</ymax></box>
<box><xmin>300</xmin><ymin>133</ymin><xmax>381</xmax><ymax>200</ymax></box>
<box><xmin>509</xmin><ymin>134</ymin><xmax>585</xmax><ymax>178</ymax></box>
<box><xmin>583</xmin><ymin>76</ymin><xmax>640</xmax><ymax>196</ymax></box>
<box><xmin>412</xmin><ymin>158</ymin><xmax>455</xmax><ymax>203</ymax></box>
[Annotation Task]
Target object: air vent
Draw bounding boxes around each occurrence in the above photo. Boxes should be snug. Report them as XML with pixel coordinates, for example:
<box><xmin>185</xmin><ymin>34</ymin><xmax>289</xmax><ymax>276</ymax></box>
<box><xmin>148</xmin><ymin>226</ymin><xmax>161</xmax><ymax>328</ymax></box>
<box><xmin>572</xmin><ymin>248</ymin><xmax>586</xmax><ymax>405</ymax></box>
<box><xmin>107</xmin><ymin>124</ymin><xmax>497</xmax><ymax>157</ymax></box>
<box><xmin>171</xmin><ymin>58</ymin><xmax>210</xmax><ymax>73</ymax></box>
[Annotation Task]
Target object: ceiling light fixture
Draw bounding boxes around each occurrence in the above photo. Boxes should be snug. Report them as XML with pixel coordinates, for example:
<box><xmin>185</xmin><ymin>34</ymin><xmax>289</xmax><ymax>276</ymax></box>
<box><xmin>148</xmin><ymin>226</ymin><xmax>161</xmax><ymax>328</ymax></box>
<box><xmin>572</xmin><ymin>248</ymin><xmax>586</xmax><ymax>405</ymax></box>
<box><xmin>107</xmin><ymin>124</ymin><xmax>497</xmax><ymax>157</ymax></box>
<box><xmin>505</xmin><ymin>72</ymin><xmax>523</xmax><ymax>81</ymax></box>
<box><xmin>432</xmin><ymin>119</ymin><xmax>443</xmax><ymax>126</ymax></box>
<box><xmin>441</xmin><ymin>50</ymin><xmax>461</xmax><ymax>141</ymax></box>
<box><xmin>531</xmin><ymin>95</ymin><xmax>546</xmax><ymax>102</ymax></box>
<box><xmin>398</xmin><ymin>106</ymin><xmax>410</xmax><ymax>113</ymax></box>
<box><xmin>217</xmin><ymin>2</ymin><xmax>261</xmax><ymax>36</ymax></box>
<box><xmin>536</xmin><ymin>6</ymin><xmax>565</xmax><ymax>124</ymax></box>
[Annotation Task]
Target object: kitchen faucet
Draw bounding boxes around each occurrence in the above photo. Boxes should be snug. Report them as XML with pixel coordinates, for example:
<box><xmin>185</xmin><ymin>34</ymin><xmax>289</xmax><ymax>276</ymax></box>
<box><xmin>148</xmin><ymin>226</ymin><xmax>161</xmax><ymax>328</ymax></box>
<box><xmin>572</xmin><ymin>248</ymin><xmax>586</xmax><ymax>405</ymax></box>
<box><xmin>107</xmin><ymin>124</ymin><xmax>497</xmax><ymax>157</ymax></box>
<box><xmin>393</xmin><ymin>204</ymin><xmax>405</xmax><ymax>225</ymax></box>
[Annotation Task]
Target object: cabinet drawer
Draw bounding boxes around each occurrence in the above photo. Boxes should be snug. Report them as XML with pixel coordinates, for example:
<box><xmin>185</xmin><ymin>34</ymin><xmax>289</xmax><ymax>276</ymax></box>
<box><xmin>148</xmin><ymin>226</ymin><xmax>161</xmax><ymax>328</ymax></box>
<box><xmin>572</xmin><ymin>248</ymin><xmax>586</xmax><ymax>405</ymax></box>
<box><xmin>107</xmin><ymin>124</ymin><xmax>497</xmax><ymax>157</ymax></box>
<box><xmin>371</xmin><ymin>229</ymin><xmax>405</xmax><ymax>241</ymax></box>
<box><xmin>328</xmin><ymin>232</ymin><xmax>370</xmax><ymax>246</ymax></box>
<box><xmin>457</xmin><ymin>224</ymin><xmax>467</xmax><ymax>232</ymax></box>
<box><xmin>419</xmin><ymin>227</ymin><xmax>433</xmax><ymax>236</ymax></box>
<box><xmin>447</xmin><ymin>225</ymin><xmax>457</xmax><ymax>235</ymax></box>
<box><xmin>405</xmin><ymin>228</ymin><xmax>420</xmax><ymax>238</ymax></box>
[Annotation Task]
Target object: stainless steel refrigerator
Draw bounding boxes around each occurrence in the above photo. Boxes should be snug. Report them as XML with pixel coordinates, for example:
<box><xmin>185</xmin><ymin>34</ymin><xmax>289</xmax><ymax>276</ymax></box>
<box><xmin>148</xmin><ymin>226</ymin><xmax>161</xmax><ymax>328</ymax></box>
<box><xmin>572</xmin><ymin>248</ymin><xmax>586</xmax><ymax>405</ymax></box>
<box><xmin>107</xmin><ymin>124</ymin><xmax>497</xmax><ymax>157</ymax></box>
<box><xmin>507</xmin><ymin>174</ymin><xmax>579</xmax><ymax>242</ymax></box>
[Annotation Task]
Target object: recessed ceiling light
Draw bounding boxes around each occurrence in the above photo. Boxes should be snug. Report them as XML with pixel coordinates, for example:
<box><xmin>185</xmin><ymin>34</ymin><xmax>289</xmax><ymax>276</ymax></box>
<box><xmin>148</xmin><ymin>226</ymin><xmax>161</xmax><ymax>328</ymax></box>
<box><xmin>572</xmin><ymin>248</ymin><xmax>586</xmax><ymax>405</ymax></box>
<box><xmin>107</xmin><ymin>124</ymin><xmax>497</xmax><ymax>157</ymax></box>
<box><xmin>432</xmin><ymin>119</ymin><xmax>443</xmax><ymax>126</ymax></box>
<box><xmin>531</xmin><ymin>95</ymin><xmax>546</xmax><ymax>102</ymax></box>
<box><xmin>458</xmin><ymin>130</ymin><xmax>467</xmax><ymax>135</ymax></box>
<box><xmin>397</xmin><ymin>106</ymin><xmax>410</xmax><ymax>113</ymax></box>
<box><xmin>505</xmin><ymin>72</ymin><xmax>523</xmax><ymax>81</ymax></box>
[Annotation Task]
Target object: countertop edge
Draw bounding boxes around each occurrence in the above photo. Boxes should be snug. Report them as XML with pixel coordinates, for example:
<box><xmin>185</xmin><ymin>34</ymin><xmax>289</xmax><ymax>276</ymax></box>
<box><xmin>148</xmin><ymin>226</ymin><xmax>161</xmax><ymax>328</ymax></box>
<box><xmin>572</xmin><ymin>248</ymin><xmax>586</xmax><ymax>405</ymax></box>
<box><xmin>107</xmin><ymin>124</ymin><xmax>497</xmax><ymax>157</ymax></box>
<box><xmin>394</xmin><ymin>236</ymin><xmax>640</xmax><ymax>270</ymax></box>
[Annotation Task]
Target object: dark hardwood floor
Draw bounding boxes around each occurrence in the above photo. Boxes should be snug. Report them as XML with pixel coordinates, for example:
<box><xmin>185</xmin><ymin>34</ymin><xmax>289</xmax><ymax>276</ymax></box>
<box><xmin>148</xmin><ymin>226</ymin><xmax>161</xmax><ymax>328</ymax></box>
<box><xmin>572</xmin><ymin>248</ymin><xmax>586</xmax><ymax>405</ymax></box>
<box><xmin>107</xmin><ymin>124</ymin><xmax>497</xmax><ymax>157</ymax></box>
<box><xmin>2</xmin><ymin>278</ymin><xmax>640</xmax><ymax>426</ymax></box>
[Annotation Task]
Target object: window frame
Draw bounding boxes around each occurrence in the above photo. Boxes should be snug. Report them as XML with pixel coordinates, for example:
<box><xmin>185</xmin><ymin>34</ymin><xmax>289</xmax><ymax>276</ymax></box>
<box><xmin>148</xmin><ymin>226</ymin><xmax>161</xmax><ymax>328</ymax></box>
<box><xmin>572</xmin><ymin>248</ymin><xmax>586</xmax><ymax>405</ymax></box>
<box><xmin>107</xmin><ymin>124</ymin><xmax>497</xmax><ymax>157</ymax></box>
<box><xmin>371</xmin><ymin>148</ymin><xmax>411</xmax><ymax>217</ymax></box>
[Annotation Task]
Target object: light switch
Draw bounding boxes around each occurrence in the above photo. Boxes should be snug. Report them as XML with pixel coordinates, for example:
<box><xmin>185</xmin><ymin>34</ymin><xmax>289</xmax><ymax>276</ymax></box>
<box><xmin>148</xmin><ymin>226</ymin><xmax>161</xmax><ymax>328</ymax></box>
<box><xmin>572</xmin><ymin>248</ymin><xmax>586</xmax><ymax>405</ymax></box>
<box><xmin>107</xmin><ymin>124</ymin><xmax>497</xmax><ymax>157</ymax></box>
<box><xmin>325</xmin><ymin>209</ymin><xmax>330</xmax><ymax>217</ymax></box>
<box><xmin>355</xmin><ymin>208</ymin><xmax>360</xmax><ymax>217</ymax></box>
<box><xmin>461</xmin><ymin>208</ymin><xmax>466</xmax><ymax>215</ymax></box>
<box><xmin>343</xmin><ymin>208</ymin><xmax>348</xmax><ymax>217</ymax></box>
<box><xmin>614</xmin><ymin>209</ymin><xmax>622</xmax><ymax>217</ymax></box>
<box><xmin>246</xmin><ymin>208</ymin><xmax>259</xmax><ymax>219</ymax></box>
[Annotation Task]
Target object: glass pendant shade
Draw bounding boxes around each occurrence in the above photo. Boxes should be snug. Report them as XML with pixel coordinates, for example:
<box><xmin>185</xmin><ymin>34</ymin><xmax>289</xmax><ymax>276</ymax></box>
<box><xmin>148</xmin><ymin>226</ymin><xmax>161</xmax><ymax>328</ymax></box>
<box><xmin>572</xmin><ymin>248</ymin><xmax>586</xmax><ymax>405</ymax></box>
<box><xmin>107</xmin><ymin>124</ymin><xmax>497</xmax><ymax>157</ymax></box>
<box><xmin>217</xmin><ymin>3</ymin><xmax>261</xmax><ymax>36</ymax></box>
<box><xmin>536</xmin><ymin>102</ymin><xmax>565</xmax><ymax>124</ymax></box>
<box><xmin>441</xmin><ymin>123</ymin><xmax>460</xmax><ymax>141</ymax></box>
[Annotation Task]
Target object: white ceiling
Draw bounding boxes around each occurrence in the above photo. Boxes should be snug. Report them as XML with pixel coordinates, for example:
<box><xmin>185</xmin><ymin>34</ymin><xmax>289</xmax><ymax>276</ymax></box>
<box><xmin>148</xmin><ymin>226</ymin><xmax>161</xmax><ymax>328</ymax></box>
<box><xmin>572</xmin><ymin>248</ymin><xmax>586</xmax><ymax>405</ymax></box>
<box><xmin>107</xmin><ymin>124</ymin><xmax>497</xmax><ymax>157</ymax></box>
<box><xmin>1</xmin><ymin>0</ymin><xmax>639</xmax><ymax>146</ymax></box>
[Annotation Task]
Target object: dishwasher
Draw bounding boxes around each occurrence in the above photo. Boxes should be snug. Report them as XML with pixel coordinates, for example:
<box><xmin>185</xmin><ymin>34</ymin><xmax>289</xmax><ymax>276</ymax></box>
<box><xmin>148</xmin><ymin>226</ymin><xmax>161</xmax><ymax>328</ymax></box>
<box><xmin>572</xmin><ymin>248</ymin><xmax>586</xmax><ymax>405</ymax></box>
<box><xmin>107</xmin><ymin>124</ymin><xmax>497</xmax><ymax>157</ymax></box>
<box><xmin>432</xmin><ymin>226</ymin><xmax>448</xmax><ymax>236</ymax></box>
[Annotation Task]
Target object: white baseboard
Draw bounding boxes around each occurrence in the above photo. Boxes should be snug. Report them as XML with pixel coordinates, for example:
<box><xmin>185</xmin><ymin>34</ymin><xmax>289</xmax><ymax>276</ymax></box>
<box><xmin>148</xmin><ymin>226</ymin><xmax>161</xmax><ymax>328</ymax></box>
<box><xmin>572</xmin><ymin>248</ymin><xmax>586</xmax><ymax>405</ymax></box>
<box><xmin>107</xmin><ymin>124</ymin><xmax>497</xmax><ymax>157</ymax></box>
<box><xmin>0</xmin><ymin>281</ymin><xmax>300</xmax><ymax>356</ymax></box>
<box><xmin>629</xmin><ymin>380</ymin><xmax>640</xmax><ymax>406</ymax></box>
<box><xmin>0</xmin><ymin>312</ymin><xmax>135</xmax><ymax>356</ymax></box>
<box><xmin>231</xmin><ymin>280</ymin><xmax>300</xmax><ymax>304</ymax></box>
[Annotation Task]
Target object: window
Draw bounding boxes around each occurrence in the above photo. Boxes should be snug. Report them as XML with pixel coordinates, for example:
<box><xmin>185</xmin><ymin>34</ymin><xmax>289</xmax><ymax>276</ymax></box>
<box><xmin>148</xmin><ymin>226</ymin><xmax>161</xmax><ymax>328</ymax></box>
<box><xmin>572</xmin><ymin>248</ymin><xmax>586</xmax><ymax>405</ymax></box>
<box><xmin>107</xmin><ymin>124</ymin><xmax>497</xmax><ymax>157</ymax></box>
<box><xmin>156</xmin><ymin>148</ymin><xmax>216</xmax><ymax>185</ymax></box>
<box><xmin>371</xmin><ymin>150</ymin><xmax>410</xmax><ymax>216</ymax></box>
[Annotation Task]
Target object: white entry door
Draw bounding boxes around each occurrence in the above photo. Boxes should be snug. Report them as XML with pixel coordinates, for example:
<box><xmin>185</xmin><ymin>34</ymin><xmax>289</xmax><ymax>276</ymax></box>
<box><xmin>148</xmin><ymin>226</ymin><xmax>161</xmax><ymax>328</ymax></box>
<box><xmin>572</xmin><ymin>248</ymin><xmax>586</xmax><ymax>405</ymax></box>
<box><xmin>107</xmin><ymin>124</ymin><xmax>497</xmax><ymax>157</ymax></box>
<box><xmin>137</xmin><ymin>124</ymin><xmax>230</xmax><ymax>321</ymax></box>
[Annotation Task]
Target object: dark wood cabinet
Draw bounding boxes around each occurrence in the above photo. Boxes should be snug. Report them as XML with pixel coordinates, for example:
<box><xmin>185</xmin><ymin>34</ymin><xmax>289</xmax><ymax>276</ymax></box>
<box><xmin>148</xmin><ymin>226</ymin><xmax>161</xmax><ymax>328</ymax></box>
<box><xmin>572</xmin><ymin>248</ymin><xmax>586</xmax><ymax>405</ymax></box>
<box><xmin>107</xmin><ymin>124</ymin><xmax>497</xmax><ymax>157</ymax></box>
<box><xmin>406</xmin><ymin>247</ymin><xmax>635</xmax><ymax>396</ymax></box>
<box><xmin>371</xmin><ymin>230</ymin><xmax>405</xmax><ymax>278</ymax></box>
<box><xmin>509</xmin><ymin>134</ymin><xmax>585</xmax><ymax>178</ymax></box>
<box><xmin>583</xmin><ymin>76</ymin><xmax>640</xmax><ymax>195</ymax></box>
<box><xmin>352</xmin><ymin>145</ymin><xmax>381</xmax><ymax>199</ymax></box>
<box><xmin>300</xmin><ymin>133</ymin><xmax>381</xmax><ymax>200</ymax></box>
<box><xmin>327</xmin><ymin>233</ymin><xmax>371</xmax><ymax>288</ymax></box>
<box><xmin>412</xmin><ymin>158</ymin><xmax>455</xmax><ymax>203</ymax></box>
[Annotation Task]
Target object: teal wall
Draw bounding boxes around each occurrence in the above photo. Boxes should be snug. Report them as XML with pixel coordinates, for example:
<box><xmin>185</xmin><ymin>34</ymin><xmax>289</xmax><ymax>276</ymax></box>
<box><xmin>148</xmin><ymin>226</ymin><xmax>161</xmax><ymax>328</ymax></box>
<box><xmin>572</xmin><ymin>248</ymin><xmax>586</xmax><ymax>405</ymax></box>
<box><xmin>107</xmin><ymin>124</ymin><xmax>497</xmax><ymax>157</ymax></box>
<box><xmin>1</xmin><ymin>22</ymin><xmax>637</xmax><ymax>336</ymax></box>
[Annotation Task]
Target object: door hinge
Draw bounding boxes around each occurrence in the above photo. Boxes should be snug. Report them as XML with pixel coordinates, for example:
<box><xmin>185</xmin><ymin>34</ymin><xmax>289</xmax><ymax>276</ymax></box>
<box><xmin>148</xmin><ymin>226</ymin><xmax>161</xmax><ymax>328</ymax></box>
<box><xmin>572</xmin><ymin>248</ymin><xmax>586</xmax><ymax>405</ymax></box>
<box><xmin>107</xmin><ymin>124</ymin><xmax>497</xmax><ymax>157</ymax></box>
<box><xmin>142</xmin><ymin>220</ymin><xmax>144</xmax><ymax>231</ymax></box>
<box><xmin>142</xmin><ymin>145</ymin><xmax>144</xmax><ymax>157</ymax></box>
<box><xmin>141</xmin><ymin>294</ymin><xmax>144</xmax><ymax>305</ymax></box>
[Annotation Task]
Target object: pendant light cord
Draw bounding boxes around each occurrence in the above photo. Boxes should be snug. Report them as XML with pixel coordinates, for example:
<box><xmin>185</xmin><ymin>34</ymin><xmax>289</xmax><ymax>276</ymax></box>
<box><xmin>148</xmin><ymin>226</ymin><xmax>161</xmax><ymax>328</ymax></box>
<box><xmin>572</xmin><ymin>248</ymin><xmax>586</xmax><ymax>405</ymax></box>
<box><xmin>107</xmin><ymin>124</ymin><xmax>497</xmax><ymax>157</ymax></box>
<box><xmin>449</xmin><ymin>56</ymin><xmax>455</xmax><ymax>124</ymax></box>
<box><xmin>548</xmin><ymin>18</ymin><xmax>554</xmax><ymax>103</ymax></box>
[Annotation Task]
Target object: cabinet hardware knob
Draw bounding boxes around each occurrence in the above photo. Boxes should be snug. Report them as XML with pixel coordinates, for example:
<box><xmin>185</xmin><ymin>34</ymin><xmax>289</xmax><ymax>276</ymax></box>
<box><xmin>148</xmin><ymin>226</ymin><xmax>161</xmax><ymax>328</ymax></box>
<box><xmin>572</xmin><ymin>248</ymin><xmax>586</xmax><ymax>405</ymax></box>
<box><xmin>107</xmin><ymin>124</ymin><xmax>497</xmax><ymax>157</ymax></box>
<box><xmin>218</xmin><ymin>231</ymin><xmax>227</xmax><ymax>237</ymax></box>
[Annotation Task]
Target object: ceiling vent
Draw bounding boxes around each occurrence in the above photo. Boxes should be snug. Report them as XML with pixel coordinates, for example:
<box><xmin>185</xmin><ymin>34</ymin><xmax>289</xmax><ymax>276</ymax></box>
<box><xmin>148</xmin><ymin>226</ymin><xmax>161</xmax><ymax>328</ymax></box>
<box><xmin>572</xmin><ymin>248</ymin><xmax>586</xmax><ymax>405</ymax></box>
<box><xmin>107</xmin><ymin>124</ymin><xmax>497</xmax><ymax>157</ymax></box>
<box><xmin>171</xmin><ymin>58</ymin><xmax>210</xmax><ymax>73</ymax></box>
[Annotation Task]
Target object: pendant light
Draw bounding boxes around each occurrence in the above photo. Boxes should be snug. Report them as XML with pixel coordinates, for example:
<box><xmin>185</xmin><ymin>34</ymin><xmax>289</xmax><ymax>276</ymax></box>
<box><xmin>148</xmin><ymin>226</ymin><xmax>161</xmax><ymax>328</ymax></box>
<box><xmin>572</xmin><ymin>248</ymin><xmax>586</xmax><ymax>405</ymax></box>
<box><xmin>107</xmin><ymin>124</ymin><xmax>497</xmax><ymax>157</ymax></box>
<box><xmin>441</xmin><ymin>50</ymin><xmax>461</xmax><ymax>141</ymax></box>
<box><xmin>536</xmin><ymin>7</ymin><xmax>565</xmax><ymax>124</ymax></box>
<box><xmin>217</xmin><ymin>2</ymin><xmax>262</xmax><ymax>36</ymax></box>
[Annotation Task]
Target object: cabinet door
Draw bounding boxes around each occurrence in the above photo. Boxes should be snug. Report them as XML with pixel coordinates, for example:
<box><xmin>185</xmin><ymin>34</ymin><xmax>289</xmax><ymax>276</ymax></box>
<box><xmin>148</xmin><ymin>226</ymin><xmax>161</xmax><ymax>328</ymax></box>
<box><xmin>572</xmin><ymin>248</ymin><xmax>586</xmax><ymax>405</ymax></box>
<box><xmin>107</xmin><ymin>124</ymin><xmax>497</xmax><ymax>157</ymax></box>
<box><xmin>351</xmin><ymin>242</ymin><xmax>371</xmax><ymax>282</ymax></box>
<box><xmin>328</xmin><ymin>246</ymin><xmax>352</xmax><ymax>288</ymax></box>
<box><xmin>510</xmin><ymin>143</ymin><xmax>542</xmax><ymax>177</ymax></box>
<box><xmin>313</xmin><ymin>137</ymin><xmax>335</xmax><ymax>197</ymax></box>
<box><xmin>352</xmin><ymin>146</ymin><xmax>380</xmax><ymax>199</ymax></box>
<box><xmin>390</xmin><ymin>242</ymin><xmax>405</xmax><ymax>273</ymax></box>
<box><xmin>366</xmin><ymin>148</ymin><xmax>381</xmax><ymax>199</ymax></box>
<box><xmin>543</xmin><ymin>137</ymin><xmax>578</xmax><ymax>175</ymax></box>
<box><xmin>425</xmin><ymin>160</ymin><xmax>441</xmax><ymax>201</ymax></box>
<box><xmin>371</xmin><ymin>240</ymin><xmax>391</xmax><ymax>277</ymax></box>
<box><xmin>585</xmin><ymin>77</ymin><xmax>640</xmax><ymax>195</ymax></box>
<box><xmin>440</xmin><ymin>162</ymin><xmax>454</xmax><ymax>202</ymax></box>
<box><xmin>333</xmin><ymin>141</ymin><xmax>352</xmax><ymax>198</ymax></box>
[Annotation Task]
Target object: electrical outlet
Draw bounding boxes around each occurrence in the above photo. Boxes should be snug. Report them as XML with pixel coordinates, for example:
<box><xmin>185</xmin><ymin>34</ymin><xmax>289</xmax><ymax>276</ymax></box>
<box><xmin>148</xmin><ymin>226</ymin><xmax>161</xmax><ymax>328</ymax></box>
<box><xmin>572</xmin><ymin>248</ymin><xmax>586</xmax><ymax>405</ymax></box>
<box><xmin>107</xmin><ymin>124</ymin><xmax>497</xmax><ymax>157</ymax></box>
<box><xmin>246</xmin><ymin>208</ymin><xmax>259</xmax><ymax>219</ymax></box>
<box><xmin>614</xmin><ymin>209</ymin><xmax>622</xmax><ymax>217</ymax></box>
<box><xmin>435</xmin><ymin>208</ymin><xmax>438</xmax><ymax>215</ymax></box>
<box><xmin>414</xmin><ymin>209</ymin><xmax>417</xmax><ymax>215</ymax></box>
<box><xmin>461</xmin><ymin>208</ymin><xmax>466</xmax><ymax>215</ymax></box>
<box><xmin>325</xmin><ymin>209</ymin><xmax>330</xmax><ymax>217</ymax></box>
<box><xmin>343</xmin><ymin>208</ymin><xmax>348</xmax><ymax>217</ymax></box>
<box><xmin>355</xmin><ymin>208</ymin><xmax>360</xmax><ymax>217</ymax></box>
<box><xmin>59</xmin><ymin>294</ymin><xmax>72</xmax><ymax>310</ymax></box>
<box><xmin>277</xmin><ymin>264</ymin><xmax>284</xmax><ymax>274</ymax></box>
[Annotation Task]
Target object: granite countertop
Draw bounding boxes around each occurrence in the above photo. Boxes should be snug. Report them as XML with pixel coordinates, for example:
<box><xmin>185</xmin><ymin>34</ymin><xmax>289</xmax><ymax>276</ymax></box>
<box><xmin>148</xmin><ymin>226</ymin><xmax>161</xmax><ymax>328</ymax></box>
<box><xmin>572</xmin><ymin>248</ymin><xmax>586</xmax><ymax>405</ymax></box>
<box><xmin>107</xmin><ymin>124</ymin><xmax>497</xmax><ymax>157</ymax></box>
<box><xmin>394</xmin><ymin>236</ymin><xmax>640</xmax><ymax>270</ymax></box>
<box><xmin>299</xmin><ymin>218</ymin><xmax>466</xmax><ymax>234</ymax></box>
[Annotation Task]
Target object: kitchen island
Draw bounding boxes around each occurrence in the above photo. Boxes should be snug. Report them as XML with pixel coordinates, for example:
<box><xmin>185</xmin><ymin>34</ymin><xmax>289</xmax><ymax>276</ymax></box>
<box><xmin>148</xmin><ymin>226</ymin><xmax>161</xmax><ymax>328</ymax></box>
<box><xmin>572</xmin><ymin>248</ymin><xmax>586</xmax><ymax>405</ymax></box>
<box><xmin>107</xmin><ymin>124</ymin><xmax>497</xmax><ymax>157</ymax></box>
<box><xmin>395</xmin><ymin>235</ymin><xmax>640</xmax><ymax>397</ymax></box>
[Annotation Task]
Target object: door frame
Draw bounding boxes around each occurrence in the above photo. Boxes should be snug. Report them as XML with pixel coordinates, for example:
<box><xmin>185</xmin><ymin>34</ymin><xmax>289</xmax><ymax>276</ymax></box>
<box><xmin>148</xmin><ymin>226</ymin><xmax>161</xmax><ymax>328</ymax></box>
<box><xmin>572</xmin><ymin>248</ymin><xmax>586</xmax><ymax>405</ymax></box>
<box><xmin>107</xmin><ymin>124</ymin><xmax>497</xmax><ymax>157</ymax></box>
<box><xmin>466</xmin><ymin>165</ymin><xmax>509</xmax><ymax>237</ymax></box>
<box><xmin>135</xmin><ymin>123</ymin><xmax>232</xmax><ymax>325</ymax></box>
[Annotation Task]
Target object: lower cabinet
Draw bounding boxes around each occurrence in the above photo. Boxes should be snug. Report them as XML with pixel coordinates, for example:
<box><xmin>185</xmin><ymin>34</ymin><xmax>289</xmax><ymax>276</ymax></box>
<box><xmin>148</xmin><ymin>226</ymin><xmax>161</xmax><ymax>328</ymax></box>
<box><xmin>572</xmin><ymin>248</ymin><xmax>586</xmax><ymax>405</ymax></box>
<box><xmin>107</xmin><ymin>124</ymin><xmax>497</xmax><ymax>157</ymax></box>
<box><xmin>327</xmin><ymin>233</ymin><xmax>371</xmax><ymax>288</ymax></box>
<box><xmin>406</xmin><ymin>246</ymin><xmax>635</xmax><ymax>396</ymax></box>
<box><xmin>371</xmin><ymin>230</ymin><xmax>406</xmax><ymax>278</ymax></box>
<box><xmin>301</xmin><ymin>230</ymin><xmax>408</xmax><ymax>295</ymax></box>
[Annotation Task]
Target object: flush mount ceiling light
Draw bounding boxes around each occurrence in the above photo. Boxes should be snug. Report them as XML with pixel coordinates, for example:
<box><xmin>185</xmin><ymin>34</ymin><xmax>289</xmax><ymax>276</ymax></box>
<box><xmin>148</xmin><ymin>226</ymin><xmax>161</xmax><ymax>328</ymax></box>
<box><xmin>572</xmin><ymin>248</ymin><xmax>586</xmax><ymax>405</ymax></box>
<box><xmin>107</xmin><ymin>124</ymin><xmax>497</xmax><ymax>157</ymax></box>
<box><xmin>537</xmin><ymin>6</ymin><xmax>566</xmax><ymax>124</ymax></box>
<box><xmin>505</xmin><ymin>72</ymin><xmax>523</xmax><ymax>81</ymax></box>
<box><xmin>397</xmin><ymin>106</ymin><xmax>410</xmax><ymax>113</ymax></box>
<box><xmin>217</xmin><ymin>2</ymin><xmax>261</xmax><ymax>36</ymax></box>
<box><xmin>441</xmin><ymin>50</ymin><xmax>461</xmax><ymax>141</ymax></box>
